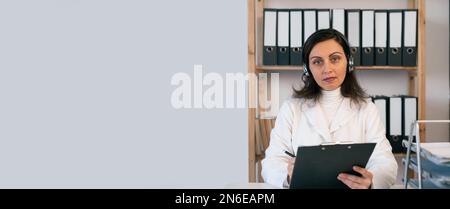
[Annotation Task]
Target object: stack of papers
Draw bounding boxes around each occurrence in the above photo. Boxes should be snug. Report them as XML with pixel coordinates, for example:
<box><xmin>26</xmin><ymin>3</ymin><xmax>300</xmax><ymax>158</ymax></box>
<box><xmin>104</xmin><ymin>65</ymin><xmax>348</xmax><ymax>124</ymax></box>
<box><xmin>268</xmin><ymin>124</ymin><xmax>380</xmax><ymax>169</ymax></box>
<box><xmin>420</xmin><ymin>143</ymin><xmax>450</xmax><ymax>166</ymax></box>
<box><xmin>404</xmin><ymin>142</ymin><xmax>450</xmax><ymax>189</ymax></box>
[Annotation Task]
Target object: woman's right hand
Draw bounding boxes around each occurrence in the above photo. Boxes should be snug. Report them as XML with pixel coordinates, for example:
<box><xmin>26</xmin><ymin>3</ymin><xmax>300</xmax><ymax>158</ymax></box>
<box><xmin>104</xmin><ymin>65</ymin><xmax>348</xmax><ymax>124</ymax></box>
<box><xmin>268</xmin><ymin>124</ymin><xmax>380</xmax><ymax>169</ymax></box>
<box><xmin>287</xmin><ymin>157</ymin><xmax>295</xmax><ymax>183</ymax></box>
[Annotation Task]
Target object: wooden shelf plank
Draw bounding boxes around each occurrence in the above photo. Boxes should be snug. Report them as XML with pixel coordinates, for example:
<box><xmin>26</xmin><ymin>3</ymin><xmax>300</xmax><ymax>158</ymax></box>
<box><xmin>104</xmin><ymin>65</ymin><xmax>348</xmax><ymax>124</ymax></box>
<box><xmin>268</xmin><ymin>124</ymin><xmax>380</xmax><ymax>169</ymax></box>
<box><xmin>394</xmin><ymin>153</ymin><xmax>407</xmax><ymax>158</ymax></box>
<box><xmin>256</xmin><ymin>65</ymin><xmax>418</xmax><ymax>72</ymax></box>
<box><xmin>247</xmin><ymin>0</ymin><xmax>256</xmax><ymax>183</ymax></box>
<box><xmin>418</xmin><ymin>0</ymin><xmax>426</xmax><ymax>142</ymax></box>
<box><xmin>256</xmin><ymin>65</ymin><xmax>302</xmax><ymax>71</ymax></box>
<box><xmin>355</xmin><ymin>66</ymin><xmax>417</xmax><ymax>71</ymax></box>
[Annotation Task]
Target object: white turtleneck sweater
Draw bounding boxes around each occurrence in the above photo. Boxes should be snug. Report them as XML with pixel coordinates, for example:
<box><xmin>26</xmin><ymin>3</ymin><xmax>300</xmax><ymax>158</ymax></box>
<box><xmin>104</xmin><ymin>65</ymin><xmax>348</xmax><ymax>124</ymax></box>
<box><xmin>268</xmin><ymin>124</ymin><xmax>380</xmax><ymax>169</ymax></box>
<box><xmin>319</xmin><ymin>87</ymin><xmax>344</xmax><ymax>129</ymax></box>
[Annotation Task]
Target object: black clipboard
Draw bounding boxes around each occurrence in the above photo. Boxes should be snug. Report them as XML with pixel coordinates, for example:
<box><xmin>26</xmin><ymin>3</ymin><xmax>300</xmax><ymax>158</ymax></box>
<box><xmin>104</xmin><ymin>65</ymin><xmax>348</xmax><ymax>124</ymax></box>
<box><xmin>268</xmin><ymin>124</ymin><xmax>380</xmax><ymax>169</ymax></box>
<box><xmin>289</xmin><ymin>143</ymin><xmax>376</xmax><ymax>189</ymax></box>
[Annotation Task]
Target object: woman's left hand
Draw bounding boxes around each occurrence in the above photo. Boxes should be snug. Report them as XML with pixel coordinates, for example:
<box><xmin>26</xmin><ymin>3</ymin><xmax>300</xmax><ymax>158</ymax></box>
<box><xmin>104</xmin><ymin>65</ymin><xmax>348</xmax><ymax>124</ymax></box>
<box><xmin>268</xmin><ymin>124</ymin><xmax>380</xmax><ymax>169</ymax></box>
<box><xmin>337</xmin><ymin>166</ymin><xmax>373</xmax><ymax>189</ymax></box>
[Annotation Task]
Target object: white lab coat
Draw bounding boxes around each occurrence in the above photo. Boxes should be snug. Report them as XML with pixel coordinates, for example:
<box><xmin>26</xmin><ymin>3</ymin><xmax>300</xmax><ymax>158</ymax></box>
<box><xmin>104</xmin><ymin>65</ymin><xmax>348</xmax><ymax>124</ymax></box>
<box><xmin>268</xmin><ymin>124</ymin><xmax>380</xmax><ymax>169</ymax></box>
<box><xmin>261</xmin><ymin>97</ymin><xmax>398</xmax><ymax>189</ymax></box>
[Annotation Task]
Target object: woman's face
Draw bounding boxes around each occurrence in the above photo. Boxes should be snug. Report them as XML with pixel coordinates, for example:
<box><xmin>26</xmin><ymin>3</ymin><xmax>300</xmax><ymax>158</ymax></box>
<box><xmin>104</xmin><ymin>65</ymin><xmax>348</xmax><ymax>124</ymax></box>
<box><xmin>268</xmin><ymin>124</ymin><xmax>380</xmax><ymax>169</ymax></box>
<box><xmin>308</xmin><ymin>39</ymin><xmax>348</xmax><ymax>91</ymax></box>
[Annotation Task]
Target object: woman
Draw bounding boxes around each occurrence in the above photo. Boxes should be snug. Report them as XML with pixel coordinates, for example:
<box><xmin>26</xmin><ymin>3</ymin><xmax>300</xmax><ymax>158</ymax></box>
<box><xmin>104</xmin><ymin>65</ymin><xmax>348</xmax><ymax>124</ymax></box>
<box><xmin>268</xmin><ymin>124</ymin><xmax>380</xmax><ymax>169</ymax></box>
<box><xmin>261</xmin><ymin>29</ymin><xmax>398</xmax><ymax>189</ymax></box>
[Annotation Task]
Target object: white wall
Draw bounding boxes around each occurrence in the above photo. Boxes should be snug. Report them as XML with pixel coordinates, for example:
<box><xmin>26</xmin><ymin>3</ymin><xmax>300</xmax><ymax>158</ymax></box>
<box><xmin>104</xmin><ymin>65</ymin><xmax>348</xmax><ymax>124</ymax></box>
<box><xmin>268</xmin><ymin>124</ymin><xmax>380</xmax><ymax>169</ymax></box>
<box><xmin>266</xmin><ymin>0</ymin><xmax>449</xmax><ymax>142</ymax></box>
<box><xmin>0</xmin><ymin>0</ymin><xmax>248</xmax><ymax>188</ymax></box>
<box><xmin>424</xmin><ymin>0</ymin><xmax>449</xmax><ymax>142</ymax></box>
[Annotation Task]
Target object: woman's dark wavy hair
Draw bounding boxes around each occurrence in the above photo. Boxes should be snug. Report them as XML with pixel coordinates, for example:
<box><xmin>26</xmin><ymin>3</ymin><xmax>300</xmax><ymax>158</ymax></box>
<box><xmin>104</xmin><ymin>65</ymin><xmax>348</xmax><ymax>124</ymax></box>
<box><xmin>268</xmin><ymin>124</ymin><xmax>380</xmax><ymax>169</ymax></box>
<box><xmin>293</xmin><ymin>28</ymin><xmax>368</xmax><ymax>105</ymax></box>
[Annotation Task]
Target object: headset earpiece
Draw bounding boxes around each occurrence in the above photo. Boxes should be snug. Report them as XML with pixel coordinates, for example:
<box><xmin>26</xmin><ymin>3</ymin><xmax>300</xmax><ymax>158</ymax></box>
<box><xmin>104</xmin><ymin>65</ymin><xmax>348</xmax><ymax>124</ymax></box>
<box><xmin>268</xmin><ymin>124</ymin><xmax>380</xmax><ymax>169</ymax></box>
<box><xmin>348</xmin><ymin>55</ymin><xmax>354</xmax><ymax>72</ymax></box>
<box><xmin>303</xmin><ymin>63</ymin><xmax>310</xmax><ymax>77</ymax></box>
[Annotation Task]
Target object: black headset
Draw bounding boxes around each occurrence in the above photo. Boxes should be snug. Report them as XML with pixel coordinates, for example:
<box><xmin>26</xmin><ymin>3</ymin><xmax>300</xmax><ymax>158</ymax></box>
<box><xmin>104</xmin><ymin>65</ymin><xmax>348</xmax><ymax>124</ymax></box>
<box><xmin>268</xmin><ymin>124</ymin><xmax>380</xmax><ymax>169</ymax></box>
<box><xmin>302</xmin><ymin>29</ymin><xmax>354</xmax><ymax>77</ymax></box>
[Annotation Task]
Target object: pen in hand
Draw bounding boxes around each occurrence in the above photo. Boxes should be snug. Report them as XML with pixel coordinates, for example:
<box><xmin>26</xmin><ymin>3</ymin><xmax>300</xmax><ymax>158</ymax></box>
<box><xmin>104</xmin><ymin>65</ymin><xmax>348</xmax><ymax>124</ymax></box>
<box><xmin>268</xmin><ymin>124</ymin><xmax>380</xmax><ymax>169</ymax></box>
<box><xmin>285</xmin><ymin>151</ymin><xmax>296</xmax><ymax>183</ymax></box>
<box><xmin>284</xmin><ymin>150</ymin><xmax>296</xmax><ymax>158</ymax></box>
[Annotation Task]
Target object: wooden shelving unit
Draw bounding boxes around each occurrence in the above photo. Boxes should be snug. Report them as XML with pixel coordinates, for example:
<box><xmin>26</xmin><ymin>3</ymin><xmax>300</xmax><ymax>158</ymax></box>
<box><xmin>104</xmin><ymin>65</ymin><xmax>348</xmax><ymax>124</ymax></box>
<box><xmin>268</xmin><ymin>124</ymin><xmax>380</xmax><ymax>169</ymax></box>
<box><xmin>247</xmin><ymin>0</ymin><xmax>426</xmax><ymax>182</ymax></box>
